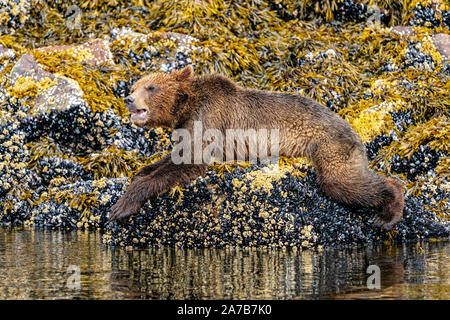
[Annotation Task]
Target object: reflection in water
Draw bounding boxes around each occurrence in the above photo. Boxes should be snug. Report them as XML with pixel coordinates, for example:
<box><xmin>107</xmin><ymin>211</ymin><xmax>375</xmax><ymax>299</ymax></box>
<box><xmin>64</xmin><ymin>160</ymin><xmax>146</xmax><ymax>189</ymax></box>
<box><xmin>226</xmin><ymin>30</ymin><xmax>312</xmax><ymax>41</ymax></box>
<box><xmin>0</xmin><ymin>229</ymin><xmax>448</xmax><ymax>299</ymax></box>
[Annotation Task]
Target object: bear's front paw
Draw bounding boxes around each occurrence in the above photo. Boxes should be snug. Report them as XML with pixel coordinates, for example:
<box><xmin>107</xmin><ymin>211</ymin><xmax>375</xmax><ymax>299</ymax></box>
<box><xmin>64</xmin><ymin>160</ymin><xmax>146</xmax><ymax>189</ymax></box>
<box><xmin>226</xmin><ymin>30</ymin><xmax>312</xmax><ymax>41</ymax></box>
<box><xmin>109</xmin><ymin>197</ymin><xmax>141</xmax><ymax>222</ymax></box>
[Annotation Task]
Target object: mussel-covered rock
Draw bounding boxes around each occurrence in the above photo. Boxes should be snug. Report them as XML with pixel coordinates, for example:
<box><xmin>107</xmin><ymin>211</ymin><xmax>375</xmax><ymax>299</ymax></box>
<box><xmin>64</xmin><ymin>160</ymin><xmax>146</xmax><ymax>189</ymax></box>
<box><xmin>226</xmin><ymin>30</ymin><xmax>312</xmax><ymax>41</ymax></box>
<box><xmin>8</xmin><ymin>54</ymin><xmax>85</xmax><ymax>113</ymax></box>
<box><xmin>103</xmin><ymin>165</ymin><xmax>449</xmax><ymax>248</ymax></box>
<box><xmin>19</xmin><ymin>103</ymin><xmax>159</xmax><ymax>156</ymax></box>
<box><xmin>0</xmin><ymin>0</ymin><xmax>447</xmax><ymax>248</ymax></box>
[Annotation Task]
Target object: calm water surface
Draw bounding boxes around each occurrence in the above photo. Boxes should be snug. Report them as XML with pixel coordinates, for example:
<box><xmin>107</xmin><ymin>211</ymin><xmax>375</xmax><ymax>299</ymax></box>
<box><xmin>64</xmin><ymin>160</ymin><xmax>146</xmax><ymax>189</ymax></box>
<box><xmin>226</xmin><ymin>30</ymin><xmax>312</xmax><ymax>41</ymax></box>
<box><xmin>0</xmin><ymin>229</ymin><xmax>448</xmax><ymax>299</ymax></box>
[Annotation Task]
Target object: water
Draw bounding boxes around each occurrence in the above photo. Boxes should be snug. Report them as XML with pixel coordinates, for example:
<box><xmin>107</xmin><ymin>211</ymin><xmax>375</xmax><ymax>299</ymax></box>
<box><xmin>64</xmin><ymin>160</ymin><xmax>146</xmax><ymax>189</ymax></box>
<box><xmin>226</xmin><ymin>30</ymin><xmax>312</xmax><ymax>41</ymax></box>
<box><xmin>0</xmin><ymin>228</ymin><xmax>448</xmax><ymax>299</ymax></box>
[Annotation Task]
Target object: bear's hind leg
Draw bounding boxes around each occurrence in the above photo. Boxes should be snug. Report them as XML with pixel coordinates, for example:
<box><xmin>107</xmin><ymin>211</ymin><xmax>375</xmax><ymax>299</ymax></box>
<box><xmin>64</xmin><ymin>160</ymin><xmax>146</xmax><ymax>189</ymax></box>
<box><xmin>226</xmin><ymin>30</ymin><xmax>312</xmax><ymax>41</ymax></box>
<box><xmin>313</xmin><ymin>144</ymin><xmax>404</xmax><ymax>230</ymax></box>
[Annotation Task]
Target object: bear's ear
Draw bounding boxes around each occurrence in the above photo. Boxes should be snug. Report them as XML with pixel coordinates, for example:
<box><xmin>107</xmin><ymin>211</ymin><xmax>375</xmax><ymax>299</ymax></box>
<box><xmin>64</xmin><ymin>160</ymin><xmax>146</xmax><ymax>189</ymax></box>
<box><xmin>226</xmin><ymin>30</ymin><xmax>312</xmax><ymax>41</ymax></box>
<box><xmin>171</xmin><ymin>65</ymin><xmax>194</xmax><ymax>82</ymax></box>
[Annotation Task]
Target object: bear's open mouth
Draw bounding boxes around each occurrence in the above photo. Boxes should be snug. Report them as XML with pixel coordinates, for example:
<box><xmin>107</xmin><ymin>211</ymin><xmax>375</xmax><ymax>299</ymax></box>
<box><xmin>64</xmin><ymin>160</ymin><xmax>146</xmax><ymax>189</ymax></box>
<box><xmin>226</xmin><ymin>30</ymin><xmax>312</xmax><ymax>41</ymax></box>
<box><xmin>130</xmin><ymin>109</ymin><xmax>148</xmax><ymax>121</ymax></box>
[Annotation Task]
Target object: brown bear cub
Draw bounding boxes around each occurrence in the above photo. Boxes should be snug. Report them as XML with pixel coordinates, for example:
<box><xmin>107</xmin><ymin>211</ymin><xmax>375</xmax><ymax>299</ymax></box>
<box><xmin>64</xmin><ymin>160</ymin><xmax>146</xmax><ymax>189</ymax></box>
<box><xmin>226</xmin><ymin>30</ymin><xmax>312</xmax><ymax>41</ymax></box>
<box><xmin>110</xmin><ymin>65</ymin><xmax>404</xmax><ymax>230</ymax></box>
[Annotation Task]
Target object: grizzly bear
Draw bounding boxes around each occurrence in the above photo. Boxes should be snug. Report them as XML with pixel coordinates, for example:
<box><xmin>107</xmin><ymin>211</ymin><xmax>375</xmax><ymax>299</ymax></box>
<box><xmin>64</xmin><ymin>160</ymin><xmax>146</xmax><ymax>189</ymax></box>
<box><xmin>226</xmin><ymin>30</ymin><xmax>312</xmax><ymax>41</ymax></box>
<box><xmin>109</xmin><ymin>65</ymin><xmax>404</xmax><ymax>230</ymax></box>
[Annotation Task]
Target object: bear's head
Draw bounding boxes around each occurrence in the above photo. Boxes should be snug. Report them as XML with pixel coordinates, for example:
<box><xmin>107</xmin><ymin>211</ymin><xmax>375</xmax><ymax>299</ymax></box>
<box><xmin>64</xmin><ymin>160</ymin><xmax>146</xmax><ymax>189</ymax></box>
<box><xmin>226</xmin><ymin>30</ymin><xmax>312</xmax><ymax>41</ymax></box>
<box><xmin>124</xmin><ymin>65</ymin><xmax>194</xmax><ymax>128</ymax></box>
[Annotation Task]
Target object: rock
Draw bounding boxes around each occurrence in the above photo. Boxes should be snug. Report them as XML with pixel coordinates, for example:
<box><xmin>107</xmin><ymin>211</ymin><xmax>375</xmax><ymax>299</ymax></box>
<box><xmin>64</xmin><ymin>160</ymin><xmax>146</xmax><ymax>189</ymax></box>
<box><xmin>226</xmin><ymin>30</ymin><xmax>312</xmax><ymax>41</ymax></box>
<box><xmin>9</xmin><ymin>54</ymin><xmax>84</xmax><ymax>112</ymax></box>
<box><xmin>36</xmin><ymin>39</ymin><xmax>114</xmax><ymax>66</ymax></box>
<box><xmin>160</xmin><ymin>31</ymin><xmax>199</xmax><ymax>47</ymax></box>
<box><xmin>391</xmin><ymin>26</ymin><xmax>416</xmax><ymax>36</ymax></box>
<box><xmin>111</xmin><ymin>27</ymin><xmax>198</xmax><ymax>72</ymax></box>
<box><xmin>1</xmin><ymin>2</ymin><xmax>448</xmax><ymax>249</ymax></box>
<box><xmin>0</xmin><ymin>44</ymin><xmax>15</xmax><ymax>59</ymax></box>
<box><xmin>432</xmin><ymin>33</ymin><xmax>450</xmax><ymax>60</ymax></box>
<box><xmin>103</xmin><ymin>167</ymin><xmax>450</xmax><ymax>248</ymax></box>
<box><xmin>33</xmin><ymin>77</ymin><xmax>84</xmax><ymax>113</ymax></box>
<box><xmin>9</xmin><ymin>54</ymin><xmax>49</xmax><ymax>83</ymax></box>
<box><xmin>112</xmin><ymin>27</ymin><xmax>199</xmax><ymax>44</ymax></box>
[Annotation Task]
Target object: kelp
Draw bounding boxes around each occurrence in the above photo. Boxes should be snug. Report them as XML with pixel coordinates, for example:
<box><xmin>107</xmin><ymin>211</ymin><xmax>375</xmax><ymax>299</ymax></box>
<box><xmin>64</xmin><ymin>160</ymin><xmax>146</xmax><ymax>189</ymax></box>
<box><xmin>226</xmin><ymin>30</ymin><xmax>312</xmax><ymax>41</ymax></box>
<box><xmin>78</xmin><ymin>144</ymin><xmax>148</xmax><ymax>179</ymax></box>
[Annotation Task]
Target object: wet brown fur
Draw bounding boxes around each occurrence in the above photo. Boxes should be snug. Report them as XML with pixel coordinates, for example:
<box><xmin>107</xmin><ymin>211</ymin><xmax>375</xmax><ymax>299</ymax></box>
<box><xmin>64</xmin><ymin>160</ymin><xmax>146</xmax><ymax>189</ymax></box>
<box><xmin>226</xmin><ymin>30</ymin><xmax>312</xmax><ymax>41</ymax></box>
<box><xmin>110</xmin><ymin>66</ymin><xmax>404</xmax><ymax>230</ymax></box>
